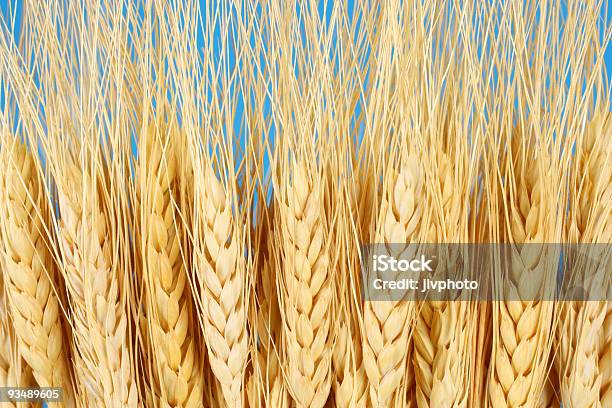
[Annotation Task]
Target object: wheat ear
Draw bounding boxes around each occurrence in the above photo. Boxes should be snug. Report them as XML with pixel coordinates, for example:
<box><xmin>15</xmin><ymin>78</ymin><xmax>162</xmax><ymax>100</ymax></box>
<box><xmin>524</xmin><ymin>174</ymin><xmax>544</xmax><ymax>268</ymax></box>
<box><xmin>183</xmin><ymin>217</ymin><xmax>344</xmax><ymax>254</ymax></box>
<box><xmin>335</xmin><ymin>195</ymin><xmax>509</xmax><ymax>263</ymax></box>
<box><xmin>195</xmin><ymin>167</ymin><xmax>247</xmax><ymax>407</ymax></box>
<box><xmin>362</xmin><ymin>160</ymin><xmax>423</xmax><ymax>406</ymax></box>
<box><xmin>556</xmin><ymin>112</ymin><xmax>611</xmax><ymax>408</ymax></box>
<box><xmin>56</xmin><ymin>163</ymin><xmax>138</xmax><ymax>407</ymax></box>
<box><xmin>488</xmin><ymin>155</ymin><xmax>556</xmax><ymax>407</ymax></box>
<box><xmin>277</xmin><ymin>161</ymin><xmax>332</xmax><ymax>408</ymax></box>
<box><xmin>413</xmin><ymin>153</ymin><xmax>470</xmax><ymax>408</ymax></box>
<box><xmin>139</xmin><ymin>125</ymin><xmax>204</xmax><ymax>407</ymax></box>
<box><xmin>0</xmin><ymin>141</ymin><xmax>74</xmax><ymax>406</ymax></box>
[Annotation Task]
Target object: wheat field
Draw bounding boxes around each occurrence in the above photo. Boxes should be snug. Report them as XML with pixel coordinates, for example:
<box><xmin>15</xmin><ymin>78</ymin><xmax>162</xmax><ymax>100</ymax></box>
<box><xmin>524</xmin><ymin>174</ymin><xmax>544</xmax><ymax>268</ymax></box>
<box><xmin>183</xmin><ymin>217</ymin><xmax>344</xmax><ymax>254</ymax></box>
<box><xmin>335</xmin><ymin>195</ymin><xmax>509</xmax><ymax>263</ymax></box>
<box><xmin>0</xmin><ymin>1</ymin><xmax>610</xmax><ymax>407</ymax></box>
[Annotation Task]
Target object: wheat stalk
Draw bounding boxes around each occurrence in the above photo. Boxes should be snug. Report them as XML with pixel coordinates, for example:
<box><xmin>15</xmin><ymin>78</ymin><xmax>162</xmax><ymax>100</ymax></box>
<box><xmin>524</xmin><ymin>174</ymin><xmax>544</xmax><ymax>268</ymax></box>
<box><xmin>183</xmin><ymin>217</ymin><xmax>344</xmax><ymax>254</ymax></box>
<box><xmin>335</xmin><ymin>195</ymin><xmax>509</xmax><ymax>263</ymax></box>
<box><xmin>193</xmin><ymin>166</ymin><xmax>247</xmax><ymax>407</ymax></box>
<box><xmin>55</xmin><ymin>163</ymin><xmax>138</xmax><ymax>407</ymax></box>
<box><xmin>276</xmin><ymin>161</ymin><xmax>333</xmax><ymax>408</ymax></box>
<box><xmin>0</xmin><ymin>140</ymin><xmax>74</xmax><ymax>406</ymax></box>
<box><xmin>362</xmin><ymin>159</ymin><xmax>423</xmax><ymax>406</ymax></box>
<box><xmin>138</xmin><ymin>123</ymin><xmax>204</xmax><ymax>407</ymax></box>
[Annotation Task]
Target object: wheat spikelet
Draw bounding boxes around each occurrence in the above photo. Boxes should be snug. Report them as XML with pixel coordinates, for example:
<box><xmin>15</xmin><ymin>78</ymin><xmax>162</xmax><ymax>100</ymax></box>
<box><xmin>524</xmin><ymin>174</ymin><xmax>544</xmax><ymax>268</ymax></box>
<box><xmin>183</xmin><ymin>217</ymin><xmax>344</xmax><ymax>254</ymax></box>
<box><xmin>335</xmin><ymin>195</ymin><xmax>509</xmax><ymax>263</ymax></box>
<box><xmin>362</xmin><ymin>159</ymin><xmax>423</xmax><ymax>406</ymax></box>
<box><xmin>276</xmin><ymin>161</ymin><xmax>332</xmax><ymax>408</ymax></box>
<box><xmin>488</xmin><ymin>150</ymin><xmax>557</xmax><ymax>407</ymax></box>
<box><xmin>194</xmin><ymin>166</ymin><xmax>247</xmax><ymax>407</ymax></box>
<box><xmin>0</xmin><ymin>141</ymin><xmax>74</xmax><ymax>406</ymax></box>
<box><xmin>138</xmin><ymin>124</ymin><xmax>204</xmax><ymax>407</ymax></box>
<box><xmin>56</xmin><ymin>163</ymin><xmax>138</xmax><ymax>407</ymax></box>
<box><xmin>413</xmin><ymin>153</ymin><xmax>470</xmax><ymax>408</ymax></box>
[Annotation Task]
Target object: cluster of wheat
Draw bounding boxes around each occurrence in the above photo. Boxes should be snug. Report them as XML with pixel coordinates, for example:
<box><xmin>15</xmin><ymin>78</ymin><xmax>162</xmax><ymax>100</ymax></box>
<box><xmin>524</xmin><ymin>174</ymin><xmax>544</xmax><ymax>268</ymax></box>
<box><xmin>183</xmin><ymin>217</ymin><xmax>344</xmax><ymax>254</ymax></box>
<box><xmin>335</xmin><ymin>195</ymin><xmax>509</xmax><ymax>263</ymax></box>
<box><xmin>0</xmin><ymin>0</ymin><xmax>610</xmax><ymax>407</ymax></box>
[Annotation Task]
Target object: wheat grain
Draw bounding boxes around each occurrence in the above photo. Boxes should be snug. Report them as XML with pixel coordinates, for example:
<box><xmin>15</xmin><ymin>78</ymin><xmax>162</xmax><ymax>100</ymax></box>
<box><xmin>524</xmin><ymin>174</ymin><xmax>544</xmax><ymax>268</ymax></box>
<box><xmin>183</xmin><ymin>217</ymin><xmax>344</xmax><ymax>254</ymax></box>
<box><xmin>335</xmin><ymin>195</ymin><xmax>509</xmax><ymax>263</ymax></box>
<box><xmin>138</xmin><ymin>124</ymin><xmax>204</xmax><ymax>407</ymax></box>
<box><xmin>56</xmin><ymin>163</ymin><xmax>138</xmax><ymax>407</ymax></box>
<box><xmin>362</xmin><ymin>160</ymin><xmax>423</xmax><ymax>406</ymax></box>
<box><xmin>276</xmin><ymin>161</ymin><xmax>332</xmax><ymax>408</ymax></box>
<box><xmin>0</xmin><ymin>141</ymin><xmax>74</xmax><ymax>406</ymax></box>
<box><xmin>194</xmin><ymin>166</ymin><xmax>247</xmax><ymax>407</ymax></box>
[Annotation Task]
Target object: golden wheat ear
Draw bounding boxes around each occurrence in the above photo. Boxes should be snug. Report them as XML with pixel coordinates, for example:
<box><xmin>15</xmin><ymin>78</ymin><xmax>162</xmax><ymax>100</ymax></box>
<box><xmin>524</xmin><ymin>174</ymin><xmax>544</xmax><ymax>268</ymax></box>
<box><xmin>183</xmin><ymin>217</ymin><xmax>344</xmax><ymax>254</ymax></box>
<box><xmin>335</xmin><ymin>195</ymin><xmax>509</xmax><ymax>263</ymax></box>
<box><xmin>0</xmin><ymin>140</ymin><xmax>76</xmax><ymax>407</ymax></box>
<box><xmin>555</xmin><ymin>112</ymin><xmax>610</xmax><ymax>408</ymax></box>
<box><xmin>138</xmin><ymin>122</ymin><xmax>204</xmax><ymax>408</ymax></box>
<box><xmin>194</xmin><ymin>165</ymin><xmax>248</xmax><ymax>407</ymax></box>
<box><xmin>413</xmin><ymin>151</ymin><xmax>471</xmax><ymax>408</ymax></box>
<box><xmin>54</xmin><ymin>161</ymin><xmax>139</xmax><ymax>407</ymax></box>
<box><xmin>488</xmin><ymin>149</ymin><xmax>558</xmax><ymax>408</ymax></box>
<box><xmin>362</xmin><ymin>160</ymin><xmax>423</xmax><ymax>406</ymax></box>
<box><xmin>275</xmin><ymin>161</ymin><xmax>333</xmax><ymax>408</ymax></box>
